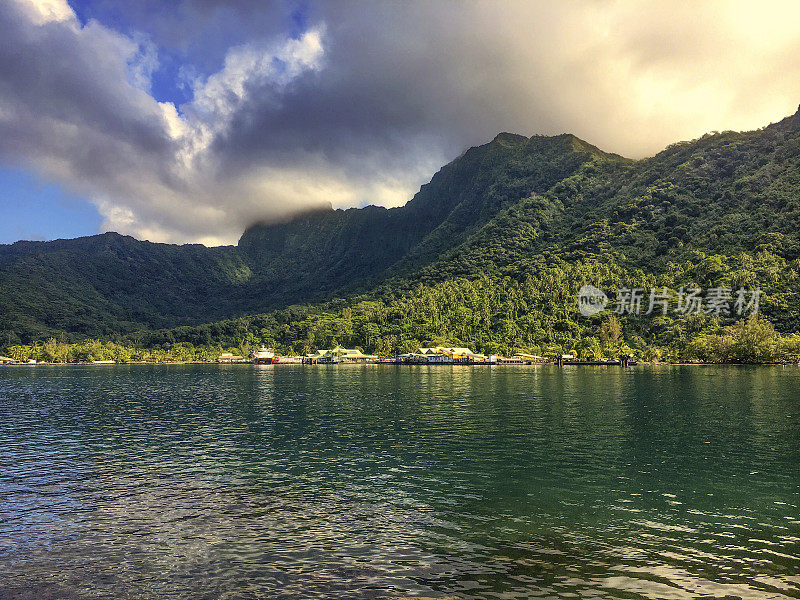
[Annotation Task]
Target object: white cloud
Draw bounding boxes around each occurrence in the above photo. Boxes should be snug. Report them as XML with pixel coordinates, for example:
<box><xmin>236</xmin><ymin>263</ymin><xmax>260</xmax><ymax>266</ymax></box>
<box><xmin>0</xmin><ymin>2</ymin><xmax>336</xmax><ymax>244</ymax></box>
<box><xmin>23</xmin><ymin>0</ymin><xmax>74</xmax><ymax>24</ymax></box>
<box><xmin>184</xmin><ymin>28</ymin><xmax>325</xmax><ymax>159</ymax></box>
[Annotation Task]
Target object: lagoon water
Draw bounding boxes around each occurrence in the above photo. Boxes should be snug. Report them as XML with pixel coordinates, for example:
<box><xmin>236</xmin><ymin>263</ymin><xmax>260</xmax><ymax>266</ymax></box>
<box><xmin>1</xmin><ymin>364</ymin><xmax>799</xmax><ymax>599</ymax></box>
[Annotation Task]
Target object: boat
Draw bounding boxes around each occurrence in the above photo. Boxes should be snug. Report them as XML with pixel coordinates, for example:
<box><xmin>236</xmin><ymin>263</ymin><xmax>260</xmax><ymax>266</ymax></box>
<box><xmin>253</xmin><ymin>348</ymin><xmax>280</xmax><ymax>364</ymax></box>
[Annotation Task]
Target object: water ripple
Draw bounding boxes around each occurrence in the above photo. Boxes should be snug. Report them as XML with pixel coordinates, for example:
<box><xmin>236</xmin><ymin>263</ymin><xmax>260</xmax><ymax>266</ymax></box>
<box><xmin>0</xmin><ymin>364</ymin><xmax>799</xmax><ymax>599</ymax></box>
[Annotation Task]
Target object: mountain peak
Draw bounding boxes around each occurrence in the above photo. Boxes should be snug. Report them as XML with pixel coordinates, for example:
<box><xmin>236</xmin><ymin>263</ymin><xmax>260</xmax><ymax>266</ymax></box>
<box><xmin>491</xmin><ymin>132</ymin><xmax>528</xmax><ymax>146</ymax></box>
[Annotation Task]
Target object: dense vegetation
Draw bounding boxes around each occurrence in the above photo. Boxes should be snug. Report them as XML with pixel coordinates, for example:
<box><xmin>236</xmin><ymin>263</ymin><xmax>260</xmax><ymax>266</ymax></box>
<box><xmin>4</xmin><ymin>106</ymin><xmax>800</xmax><ymax>363</ymax></box>
<box><xmin>4</xmin><ymin>338</ymin><xmax>217</xmax><ymax>364</ymax></box>
<box><xmin>123</xmin><ymin>255</ymin><xmax>800</xmax><ymax>363</ymax></box>
<box><xmin>0</xmin><ymin>133</ymin><xmax>606</xmax><ymax>343</ymax></box>
<box><xmin>6</xmin><ymin>298</ymin><xmax>799</xmax><ymax>364</ymax></box>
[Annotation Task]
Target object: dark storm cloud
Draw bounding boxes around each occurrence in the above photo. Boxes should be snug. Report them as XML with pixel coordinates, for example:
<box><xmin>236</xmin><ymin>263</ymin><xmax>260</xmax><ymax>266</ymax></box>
<box><xmin>1</xmin><ymin>0</ymin><xmax>800</xmax><ymax>244</ymax></box>
<box><xmin>0</xmin><ymin>2</ymin><xmax>169</xmax><ymax>158</ymax></box>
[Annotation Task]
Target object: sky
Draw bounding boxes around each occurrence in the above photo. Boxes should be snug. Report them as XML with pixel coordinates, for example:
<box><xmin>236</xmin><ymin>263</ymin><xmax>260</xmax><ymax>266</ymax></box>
<box><xmin>2</xmin><ymin>0</ymin><xmax>800</xmax><ymax>246</ymax></box>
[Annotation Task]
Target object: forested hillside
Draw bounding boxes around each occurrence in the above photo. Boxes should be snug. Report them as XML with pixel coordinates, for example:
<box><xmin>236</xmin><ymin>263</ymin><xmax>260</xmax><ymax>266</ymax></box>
<box><xmin>4</xmin><ymin>106</ymin><xmax>800</xmax><ymax>360</ymax></box>
<box><xmin>0</xmin><ymin>131</ymin><xmax>616</xmax><ymax>343</ymax></box>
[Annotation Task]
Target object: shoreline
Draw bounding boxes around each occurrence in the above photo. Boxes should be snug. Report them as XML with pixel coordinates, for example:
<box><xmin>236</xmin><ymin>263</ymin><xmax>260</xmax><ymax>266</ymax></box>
<box><xmin>1</xmin><ymin>361</ymin><xmax>798</xmax><ymax>367</ymax></box>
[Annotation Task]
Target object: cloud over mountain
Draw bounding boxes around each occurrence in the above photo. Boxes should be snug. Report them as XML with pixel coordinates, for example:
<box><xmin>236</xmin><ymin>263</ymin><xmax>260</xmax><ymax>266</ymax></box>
<box><xmin>2</xmin><ymin>0</ymin><xmax>800</xmax><ymax>244</ymax></box>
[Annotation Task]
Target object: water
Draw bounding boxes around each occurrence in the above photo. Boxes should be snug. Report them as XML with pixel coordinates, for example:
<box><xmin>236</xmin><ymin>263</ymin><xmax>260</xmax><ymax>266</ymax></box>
<box><xmin>1</xmin><ymin>364</ymin><xmax>799</xmax><ymax>600</ymax></box>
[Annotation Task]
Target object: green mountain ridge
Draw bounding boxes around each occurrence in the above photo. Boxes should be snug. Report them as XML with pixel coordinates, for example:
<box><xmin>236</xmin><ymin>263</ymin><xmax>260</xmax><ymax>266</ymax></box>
<box><xmin>3</xmin><ymin>106</ymin><xmax>800</xmax><ymax>355</ymax></box>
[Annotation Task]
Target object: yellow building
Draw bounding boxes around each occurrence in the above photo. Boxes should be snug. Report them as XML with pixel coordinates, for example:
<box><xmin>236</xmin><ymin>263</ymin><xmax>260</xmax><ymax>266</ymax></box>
<box><xmin>306</xmin><ymin>345</ymin><xmax>377</xmax><ymax>363</ymax></box>
<box><xmin>408</xmin><ymin>347</ymin><xmax>491</xmax><ymax>363</ymax></box>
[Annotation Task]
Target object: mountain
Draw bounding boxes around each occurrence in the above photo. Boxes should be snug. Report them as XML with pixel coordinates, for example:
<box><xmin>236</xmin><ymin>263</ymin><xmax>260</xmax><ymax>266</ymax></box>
<box><xmin>237</xmin><ymin>133</ymin><xmax>621</xmax><ymax>289</ymax></box>
<box><xmin>0</xmin><ymin>132</ymin><xmax>615</xmax><ymax>343</ymax></box>
<box><xmin>402</xmin><ymin>106</ymin><xmax>800</xmax><ymax>283</ymax></box>
<box><xmin>3</xmin><ymin>106</ymin><xmax>800</xmax><ymax>351</ymax></box>
<box><xmin>0</xmin><ymin>234</ymin><xmax>247</xmax><ymax>342</ymax></box>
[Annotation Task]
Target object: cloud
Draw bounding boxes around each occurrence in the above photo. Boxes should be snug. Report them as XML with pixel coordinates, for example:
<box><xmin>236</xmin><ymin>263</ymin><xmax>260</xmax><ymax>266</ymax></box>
<box><xmin>0</xmin><ymin>1</ymin><xmax>338</xmax><ymax>245</ymax></box>
<box><xmin>22</xmin><ymin>0</ymin><xmax>75</xmax><ymax>24</ymax></box>
<box><xmin>2</xmin><ymin>0</ymin><xmax>800</xmax><ymax>245</ymax></box>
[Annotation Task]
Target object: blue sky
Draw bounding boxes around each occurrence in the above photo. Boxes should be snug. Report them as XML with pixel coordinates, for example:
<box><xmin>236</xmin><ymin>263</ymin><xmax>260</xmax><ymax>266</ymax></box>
<box><xmin>1</xmin><ymin>0</ymin><xmax>113</xmax><ymax>243</ymax></box>
<box><xmin>2</xmin><ymin>0</ymin><xmax>800</xmax><ymax>246</ymax></box>
<box><xmin>0</xmin><ymin>0</ymin><xmax>142</xmax><ymax>243</ymax></box>
<box><xmin>0</xmin><ymin>0</ymin><xmax>203</xmax><ymax>243</ymax></box>
<box><xmin>0</xmin><ymin>167</ymin><xmax>102</xmax><ymax>243</ymax></box>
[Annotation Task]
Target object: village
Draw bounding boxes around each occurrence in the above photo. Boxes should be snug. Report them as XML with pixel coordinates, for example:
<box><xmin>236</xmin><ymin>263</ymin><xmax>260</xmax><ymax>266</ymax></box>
<box><xmin>0</xmin><ymin>346</ymin><xmax>635</xmax><ymax>366</ymax></box>
<box><xmin>212</xmin><ymin>345</ymin><xmax>544</xmax><ymax>365</ymax></box>
<box><xmin>215</xmin><ymin>346</ymin><xmax>633</xmax><ymax>365</ymax></box>
<box><xmin>302</xmin><ymin>345</ymin><xmax>543</xmax><ymax>364</ymax></box>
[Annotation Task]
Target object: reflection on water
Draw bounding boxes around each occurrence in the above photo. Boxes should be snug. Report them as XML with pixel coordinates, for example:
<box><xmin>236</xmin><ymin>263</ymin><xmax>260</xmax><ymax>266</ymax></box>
<box><xmin>1</xmin><ymin>365</ymin><xmax>799</xmax><ymax>599</ymax></box>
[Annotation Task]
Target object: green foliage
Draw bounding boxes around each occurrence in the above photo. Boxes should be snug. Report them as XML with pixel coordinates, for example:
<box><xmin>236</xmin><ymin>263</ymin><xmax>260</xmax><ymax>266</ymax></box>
<box><xmin>118</xmin><ymin>259</ymin><xmax>798</xmax><ymax>363</ymax></box>
<box><xmin>598</xmin><ymin>315</ymin><xmax>623</xmax><ymax>352</ymax></box>
<box><xmin>6</xmin><ymin>338</ymin><xmax>241</xmax><ymax>364</ymax></box>
<box><xmin>4</xmin><ymin>108</ymin><xmax>800</xmax><ymax>364</ymax></box>
<box><xmin>687</xmin><ymin>315</ymin><xmax>786</xmax><ymax>363</ymax></box>
<box><xmin>577</xmin><ymin>336</ymin><xmax>602</xmax><ymax>360</ymax></box>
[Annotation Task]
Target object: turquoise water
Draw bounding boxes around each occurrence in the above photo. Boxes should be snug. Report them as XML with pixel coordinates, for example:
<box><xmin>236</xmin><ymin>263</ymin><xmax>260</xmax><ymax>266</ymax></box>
<box><xmin>0</xmin><ymin>364</ymin><xmax>799</xmax><ymax>599</ymax></box>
